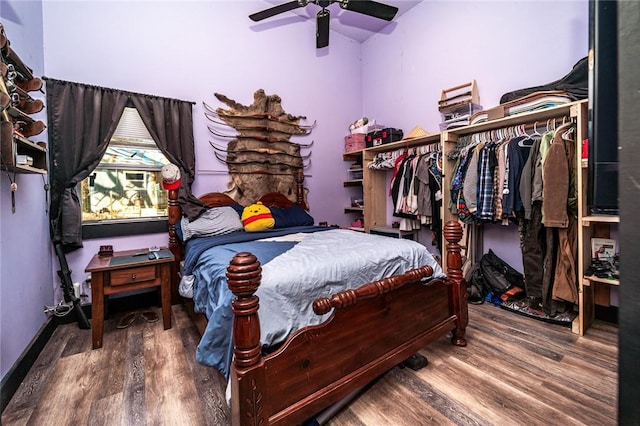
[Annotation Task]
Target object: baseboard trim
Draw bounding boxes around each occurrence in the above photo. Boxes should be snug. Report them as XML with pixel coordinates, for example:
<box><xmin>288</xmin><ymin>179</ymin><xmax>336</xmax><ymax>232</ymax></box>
<box><xmin>0</xmin><ymin>316</ymin><xmax>57</xmax><ymax>414</ymax></box>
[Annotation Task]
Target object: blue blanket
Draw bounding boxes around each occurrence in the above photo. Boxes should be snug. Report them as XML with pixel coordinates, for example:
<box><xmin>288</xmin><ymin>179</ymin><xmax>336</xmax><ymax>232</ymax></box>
<box><xmin>192</xmin><ymin>240</ymin><xmax>298</xmax><ymax>378</ymax></box>
<box><xmin>186</xmin><ymin>228</ymin><xmax>443</xmax><ymax>379</ymax></box>
<box><xmin>186</xmin><ymin>226</ymin><xmax>330</xmax><ymax>378</ymax></box>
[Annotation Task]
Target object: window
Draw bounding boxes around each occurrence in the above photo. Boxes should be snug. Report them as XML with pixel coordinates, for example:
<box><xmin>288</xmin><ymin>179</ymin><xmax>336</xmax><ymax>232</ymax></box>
<box><xmin>81</xmin><ymin>108</ymin><xmax>170</xmax><ymax>237</ymax></box>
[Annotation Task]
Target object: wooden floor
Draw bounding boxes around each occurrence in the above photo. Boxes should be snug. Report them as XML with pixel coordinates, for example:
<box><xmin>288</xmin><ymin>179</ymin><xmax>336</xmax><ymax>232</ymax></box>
<box><xmin>2</xmin><ymin>303</ymin><xmax>618</xmax><ymax>426</ymax></box>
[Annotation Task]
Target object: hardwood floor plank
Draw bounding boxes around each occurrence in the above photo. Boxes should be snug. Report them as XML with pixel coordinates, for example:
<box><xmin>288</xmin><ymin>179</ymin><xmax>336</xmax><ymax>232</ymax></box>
<box><xmin>123</xmin><ymin>328</ymin><xmax>146</xmax><ymax>425</ymax></box>
<box><xmin>144</xmin><ymin>323</ymin><xmax>205</xmax><ymax>425</ymax></box>
<box><xmin>387</xmin><ymin>367</ymin><xmax>489</xmax><ymax>425</ymax></box>
<box><xmin>179</xmin><ymin>323</ymin><xmax>230</xmax><ymax>425</ymax></box>
<box><xmin>87</xmin><ymin>392</ymin><xmax>124</xmax><ymax>425</ymax></box>
<box><xmin>1</xmin><ymin>304</ymin><xmax>618</xmax><ymax>426</ymax></box>
<box><xmin>24</xmin><ymin>342</ymin><xmax>106</xmax><ymax>424</ymax></box>
<box><xmin>2</xmin><ymin>325</ymin><xmax>68</xmax><ymax>415</ymax></box>
<box><xmin>0</xmin><ymin>406</ymin><xmax>33</xmax><ymax>426</ymax></box>
<box><xmin>325</xmin><ymin>407</ymin><xmax>368</xmax><ymax>426</ymax></box>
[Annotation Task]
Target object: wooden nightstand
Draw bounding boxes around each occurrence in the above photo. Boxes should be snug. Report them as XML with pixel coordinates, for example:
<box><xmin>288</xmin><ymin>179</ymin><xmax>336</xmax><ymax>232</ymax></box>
<box><xmin>85</xmin><ymin>248</ymin><xmax>174</xmax><ymax>349</ymax></box>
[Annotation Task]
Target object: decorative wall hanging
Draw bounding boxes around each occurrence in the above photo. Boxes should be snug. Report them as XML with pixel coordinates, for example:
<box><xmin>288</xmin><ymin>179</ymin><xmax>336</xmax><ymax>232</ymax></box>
<box><xmin>205</xmin><ymin>89</ymin><xmax>314</xmax><ymax>206</ymax></box>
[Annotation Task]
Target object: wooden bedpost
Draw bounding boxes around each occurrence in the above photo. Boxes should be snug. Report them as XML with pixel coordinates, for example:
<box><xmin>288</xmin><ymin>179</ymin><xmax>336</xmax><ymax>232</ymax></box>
<box><xmin>443</xmin><ymin>220</ymin><xmax>468</xmax><ymax>347</ymax></box>
<box><xmin>227</xmin><ymin>252</ymin><xmax>268</xmax><ymax>426</ymax></box>
<box><xmin>167</xmin><ymin>188</ymin><xmax>183</xmax><ymax>304</ymax></box>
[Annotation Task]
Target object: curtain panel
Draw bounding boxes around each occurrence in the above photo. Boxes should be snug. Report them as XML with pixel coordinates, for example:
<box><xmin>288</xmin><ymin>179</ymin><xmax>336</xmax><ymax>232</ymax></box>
<box><xmin>45</xmin><ymin>78</ymin><xmax>207</xmax><ymax>252</ymax></box>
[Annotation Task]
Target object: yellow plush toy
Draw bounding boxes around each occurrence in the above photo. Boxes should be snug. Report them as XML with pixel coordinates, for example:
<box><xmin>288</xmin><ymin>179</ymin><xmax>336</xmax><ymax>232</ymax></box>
<box><xmin>241</xmin><ymin>202</ymin><xmax>275</xmax><ymax>232</ymax></box>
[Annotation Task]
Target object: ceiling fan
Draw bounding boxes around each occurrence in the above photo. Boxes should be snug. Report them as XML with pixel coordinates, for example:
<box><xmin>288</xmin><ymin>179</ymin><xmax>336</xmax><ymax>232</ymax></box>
<box><xmin>249</xmin><ymin>0</ymin><xmax>399</xmax><ymax>49</ymax></box>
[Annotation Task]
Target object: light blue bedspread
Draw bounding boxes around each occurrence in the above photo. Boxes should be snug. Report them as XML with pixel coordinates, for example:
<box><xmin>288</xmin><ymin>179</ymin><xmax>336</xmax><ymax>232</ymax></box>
<box><xmin>186</xmin><ymin>228</ymin><xmax>444</xmax><ymax>379</ymax></box>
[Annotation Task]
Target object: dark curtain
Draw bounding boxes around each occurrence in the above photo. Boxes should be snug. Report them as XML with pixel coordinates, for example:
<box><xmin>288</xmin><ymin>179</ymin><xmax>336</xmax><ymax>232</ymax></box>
<box><xmin>46</xmin><ymin>79</ymin><xmax>128</xmax><ymax>251</ymax></box>
<box><xmin>46</xmin><ymin>78</ymin><xmax>207</xmax><ymax>252</ymax></box>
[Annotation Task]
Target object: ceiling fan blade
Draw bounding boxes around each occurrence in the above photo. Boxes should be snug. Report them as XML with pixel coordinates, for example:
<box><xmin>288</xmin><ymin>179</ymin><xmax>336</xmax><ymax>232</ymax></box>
<box><xmin>316</xmin><ymin>9</ymin><xmax>330</xmax><ymax>48</ymax></box>
<box><xmin>341</xmin><ymin>0</ymin><xmax>398</xmax><ymax>21</ymax></box>
<box><xmin>249</xmin><ymin>1</ymin><xmax>305</xmax><ymax>22</ymax></box>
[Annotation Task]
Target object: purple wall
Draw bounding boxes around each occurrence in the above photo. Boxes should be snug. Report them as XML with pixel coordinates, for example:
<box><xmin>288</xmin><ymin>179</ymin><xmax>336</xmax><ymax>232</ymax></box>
<box><xmin>361</xmin><ymin>0</ymin><xmax>589</xmax><ymax>271</ymax></box>
<box><xmin>0</xmin><ymin>1</ymin><xmax>51</xmax><ymax>379</ymax></box>
<box><xmin>2</xmin><ymin>0</ymin><xmax>590</xmax><ymax>380</ymax></box>
<box><xmin>41</xmin><ymin>1</ymin><xmax>364</xmax><ymax>299</ymax></box>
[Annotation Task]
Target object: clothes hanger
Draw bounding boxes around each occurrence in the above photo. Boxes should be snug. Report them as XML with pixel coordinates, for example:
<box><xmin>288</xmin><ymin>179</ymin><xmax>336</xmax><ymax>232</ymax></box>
<box><xmin>516</xmin><ymin>124</ymin><xmax>532</xmax><ymax>146</ymax></box>
<box><xmin>529</xmin><ymin>121</ymin><xmax>542</xmax><ymax>138</ymax></box>
<box><xmin>561</xmin><ymin>124</ymin><xmax>575</xmax><ymax>140</ymax></box>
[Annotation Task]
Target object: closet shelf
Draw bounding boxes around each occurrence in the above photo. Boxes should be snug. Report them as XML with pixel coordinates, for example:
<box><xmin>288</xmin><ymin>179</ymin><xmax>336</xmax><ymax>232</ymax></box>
<box><xmin>344</xmin><ymin>207</ymin><xmax>363</xmax><ymax>213</ymax></box>
<box><xmin>581</xmin><ymin>215</ymin><xmax>620</xmax><ymax>225</ymax></box>
<box><xmin>441</xmin><ymin>101</ymin><xmax>582</xmax><ymax>136</ymax></box>
<box><xmin>366</xmin><ymin>133</ymin><xmax>439</xmax><ymax>153</ymax></box>
<box><xmin>343</xmin><ymin>179</ymin><xmax>363</xmax><ymax>187</ymax></box>
<box><xmin>583</xmin><ymin>275</ymin><xmax>619</xmax><ymax>286</ymax></box>
<box><xmin>343</xmin><ymin>150</ymin><xmax>363</xmax><ymax>161</ymax></box>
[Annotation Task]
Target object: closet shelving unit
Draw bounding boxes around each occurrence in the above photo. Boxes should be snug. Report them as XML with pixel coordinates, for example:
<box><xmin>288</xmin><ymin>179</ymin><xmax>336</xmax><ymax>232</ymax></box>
<box><xmin>344</xmin><ymin>99</ymin><xmax>612</xmax><ymax>335</ymax></box>
<box><xmin>342</xmin><ymin>149</ymin><xmax>365</xmax><ymax>231</ymax></box>
<box><xmin>442</xmin><ymin>99</ymin><xmax>611</xmax><ymax>335</ymax></box>
<box><xmin>362</xmin><ymin>132</ymin><xmax>441</xmax><ymax>235</ymax></box>
<box><xmin>576</xmin><ymin>100</ymin><xmax>619</xmax><ymax>335</ymax></box>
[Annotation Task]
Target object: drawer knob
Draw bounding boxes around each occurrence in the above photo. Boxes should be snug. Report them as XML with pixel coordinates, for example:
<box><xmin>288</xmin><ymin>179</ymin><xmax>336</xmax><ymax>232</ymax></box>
<box><xmin>131</xmin><ymin>274</ymin><xmax>136</xmax><ymax>280</ymax></box>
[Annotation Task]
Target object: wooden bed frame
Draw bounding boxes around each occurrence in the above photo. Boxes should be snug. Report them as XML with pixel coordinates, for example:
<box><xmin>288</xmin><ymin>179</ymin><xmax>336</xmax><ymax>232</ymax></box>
<box><xmin>166</xmin><ymin>172</ymin><xmax>468</xmax><ymax>426</ymax></box>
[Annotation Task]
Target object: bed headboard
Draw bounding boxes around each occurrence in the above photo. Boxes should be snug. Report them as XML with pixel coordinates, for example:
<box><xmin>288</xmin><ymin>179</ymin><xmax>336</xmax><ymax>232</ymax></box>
<box><xmin>166</xmin><ymin>170</ymin><xmax>307</xmax><ymax>301</ymax></box>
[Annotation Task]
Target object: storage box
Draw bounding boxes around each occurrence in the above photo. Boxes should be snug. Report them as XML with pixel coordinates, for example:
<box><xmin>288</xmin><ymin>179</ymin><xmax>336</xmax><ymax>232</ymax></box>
<box><xmin>345</xmin><ymin>133</ymin><xmax>366</xmax><ymax>152</ymax></box>
<box><xmin>16</xmin><ymin>154</ymin><xmax>33</xmax><ymax>166</ymax></box>
<box><xmin>366</xmin><ymin>128</ymin><xmax>404</xmax><ymax>148</ymax></box>
<box><xmin>350</xmin><ymin>119</ymin><xmax>377</xmax><ymax>134</ymax></box>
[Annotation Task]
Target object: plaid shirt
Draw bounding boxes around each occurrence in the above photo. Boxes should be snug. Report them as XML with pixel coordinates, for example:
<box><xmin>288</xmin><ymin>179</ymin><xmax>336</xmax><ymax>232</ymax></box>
<box><xmin>477</xmin><ymin>141</ymin><xmax>496</xmax><ymax>221</ymax></box>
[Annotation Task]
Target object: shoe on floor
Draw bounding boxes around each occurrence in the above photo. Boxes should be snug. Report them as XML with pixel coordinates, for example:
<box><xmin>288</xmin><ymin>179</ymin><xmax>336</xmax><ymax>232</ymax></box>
<box><xmin>140</xmin><ymin>311</ymin><xmax>159</xmax><ymax>323</ymax></box>
<box><xmin>116</xmin><ymin>312</ymin><xmax>139</xmax><ymax>329</ymax></box>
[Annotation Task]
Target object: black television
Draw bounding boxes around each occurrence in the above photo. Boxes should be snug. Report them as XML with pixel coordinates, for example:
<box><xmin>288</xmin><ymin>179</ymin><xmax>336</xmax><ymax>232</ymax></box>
<box><xmin>587</xmin><ymin>0</ymin><xmax>618</xmax><ymax>215</ymax></box>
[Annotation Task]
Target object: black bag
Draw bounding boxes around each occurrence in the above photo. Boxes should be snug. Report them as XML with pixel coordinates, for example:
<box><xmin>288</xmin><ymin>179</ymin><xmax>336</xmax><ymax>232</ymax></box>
<box><xmin>479</xmin><ymin>249</ymin><xmax>524</xmax><ymax>296</ymax></box>
<box><xmin>499</xmin><ymin>56</ymin><xmax>588</xmax><ymax>104</ymax></box>
<box><xmin>466</xmin><ymin>262</ymin><xmax>487</xmax><ymax>304</ymax></box>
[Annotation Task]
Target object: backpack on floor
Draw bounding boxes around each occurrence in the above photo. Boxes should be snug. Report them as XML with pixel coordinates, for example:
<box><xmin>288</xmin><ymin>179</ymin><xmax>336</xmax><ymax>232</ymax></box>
<box><xmin>479</xmin><ymin>249</ymin><xmax>524</xmax><ymax>295</ymax></box>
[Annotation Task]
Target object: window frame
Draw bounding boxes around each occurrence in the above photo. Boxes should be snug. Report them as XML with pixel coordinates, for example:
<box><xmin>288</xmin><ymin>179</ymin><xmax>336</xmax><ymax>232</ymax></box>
<box><xmin>81</xmin><ymin>107</ymin><xmax>170</xmax><ymax>239</ymax></box>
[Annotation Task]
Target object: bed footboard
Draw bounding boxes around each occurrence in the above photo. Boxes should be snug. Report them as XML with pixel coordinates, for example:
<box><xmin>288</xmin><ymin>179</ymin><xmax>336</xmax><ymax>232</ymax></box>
<box><xmin>226</xmin><ymin>220</ymin><xmax>468</xmax><ymax>426</ymax></box>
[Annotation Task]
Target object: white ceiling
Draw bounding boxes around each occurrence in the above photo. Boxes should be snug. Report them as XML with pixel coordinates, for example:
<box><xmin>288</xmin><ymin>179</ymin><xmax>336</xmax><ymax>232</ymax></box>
<box><xmin>253</xmin><ymin>1</ymin><xmax>423</xmax><ymax>43</ymax></box>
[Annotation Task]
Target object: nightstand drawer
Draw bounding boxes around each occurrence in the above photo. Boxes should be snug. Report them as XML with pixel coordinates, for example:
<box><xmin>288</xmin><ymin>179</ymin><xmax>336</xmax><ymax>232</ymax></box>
<box><xmin>111</xmin><ymin>265</ymin><xmax>157</xmax><ymax>286</ymax></box>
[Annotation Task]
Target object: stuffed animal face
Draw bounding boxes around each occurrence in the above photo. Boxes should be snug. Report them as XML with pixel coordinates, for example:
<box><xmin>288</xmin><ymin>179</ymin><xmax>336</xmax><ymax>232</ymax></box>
<box><xmin>241</xmin><ymin>202</ymin><xmax>275</xmax><ymax>232</ymax></box>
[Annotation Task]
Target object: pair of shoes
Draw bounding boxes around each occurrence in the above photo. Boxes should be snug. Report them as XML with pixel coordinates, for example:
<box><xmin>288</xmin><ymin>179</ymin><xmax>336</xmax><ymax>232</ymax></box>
<box><xmin>116</xmin><ymin>311</ymin><xmax>159</xmax><ymax>329</ymax></box>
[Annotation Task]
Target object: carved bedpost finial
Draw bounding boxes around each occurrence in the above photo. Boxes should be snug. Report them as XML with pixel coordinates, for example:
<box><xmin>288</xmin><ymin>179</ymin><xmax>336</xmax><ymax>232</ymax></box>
<box><xmin>443</xmin><ymin>220</ymin><xmax>468</xmax><ymax>347</ymax></box>
<box><xmin>443</xmin><ymin>221</ymin><xmax>463</xmax><ymax>279</ymax></box>
<box><xmin>227</xmin><ymin>252</ymin><xmax>263</xmax><ymax>368</ymax></box>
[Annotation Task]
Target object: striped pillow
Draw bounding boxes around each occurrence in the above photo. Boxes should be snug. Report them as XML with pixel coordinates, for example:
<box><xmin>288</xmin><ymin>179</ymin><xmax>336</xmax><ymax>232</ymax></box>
<box><xmin>180</xmin><ymin>206</ymin><xmax>243</xmax><ymax>241</ymax></box>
